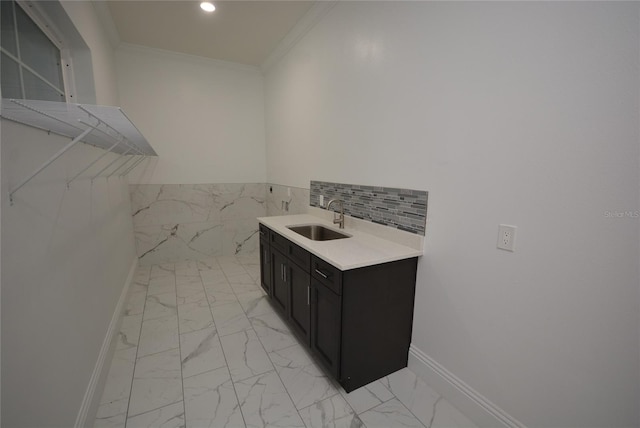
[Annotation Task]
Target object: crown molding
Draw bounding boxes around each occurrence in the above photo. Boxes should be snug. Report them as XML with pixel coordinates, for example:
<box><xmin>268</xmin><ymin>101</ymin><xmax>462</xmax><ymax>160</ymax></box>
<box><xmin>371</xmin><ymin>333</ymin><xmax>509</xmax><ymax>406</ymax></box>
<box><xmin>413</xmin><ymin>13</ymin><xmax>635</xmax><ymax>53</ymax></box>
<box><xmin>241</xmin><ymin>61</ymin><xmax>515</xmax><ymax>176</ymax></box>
<box><xmin>117</xmin><ymin>43</ymin><xmax>261</xmax><ymax>74</ymax></box>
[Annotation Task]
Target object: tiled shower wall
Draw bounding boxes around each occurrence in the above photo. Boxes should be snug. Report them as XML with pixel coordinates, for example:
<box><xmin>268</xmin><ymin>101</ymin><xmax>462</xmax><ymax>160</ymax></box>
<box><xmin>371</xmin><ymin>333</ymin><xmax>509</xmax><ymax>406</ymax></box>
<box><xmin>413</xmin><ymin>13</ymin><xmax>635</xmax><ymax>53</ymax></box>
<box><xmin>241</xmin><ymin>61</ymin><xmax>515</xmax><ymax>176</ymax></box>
<box><xmin>130</xmin><ymin>184</ymin><xmax>266</xmax><ymax>265</ymax></box>
<box><xmin>310</xmin><ymin>181</ymin><xmax>428</xmax><ymax>235</ymax></box>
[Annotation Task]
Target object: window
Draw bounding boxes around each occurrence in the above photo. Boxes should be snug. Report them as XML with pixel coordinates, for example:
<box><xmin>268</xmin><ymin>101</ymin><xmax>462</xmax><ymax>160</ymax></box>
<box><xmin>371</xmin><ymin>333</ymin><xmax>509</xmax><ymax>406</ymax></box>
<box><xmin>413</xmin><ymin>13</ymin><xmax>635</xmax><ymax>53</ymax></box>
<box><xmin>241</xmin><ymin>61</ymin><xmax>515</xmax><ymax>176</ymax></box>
<box><xmin>1</xmin><ymin>0</ymin><xmax>66</xmax><ymax>101</ymax></box>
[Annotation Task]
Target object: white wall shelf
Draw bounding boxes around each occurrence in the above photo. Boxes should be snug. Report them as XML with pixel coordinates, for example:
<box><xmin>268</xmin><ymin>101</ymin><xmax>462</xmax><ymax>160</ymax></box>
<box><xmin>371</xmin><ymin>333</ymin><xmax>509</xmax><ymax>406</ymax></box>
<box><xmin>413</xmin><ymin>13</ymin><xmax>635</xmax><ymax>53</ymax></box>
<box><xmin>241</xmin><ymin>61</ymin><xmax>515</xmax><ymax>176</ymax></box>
<box><xmin>1</xmin><ymin>98</ymin><xmax>157</xmax><ymax>204</ymax></box>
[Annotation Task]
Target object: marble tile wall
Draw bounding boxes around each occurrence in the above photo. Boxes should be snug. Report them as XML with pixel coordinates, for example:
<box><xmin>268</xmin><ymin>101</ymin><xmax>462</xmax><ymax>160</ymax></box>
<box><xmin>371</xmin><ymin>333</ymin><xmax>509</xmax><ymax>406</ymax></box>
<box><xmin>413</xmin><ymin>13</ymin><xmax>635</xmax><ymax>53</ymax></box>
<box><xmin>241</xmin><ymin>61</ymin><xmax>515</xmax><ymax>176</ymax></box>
<box><xmin>266</xmin><ymin>184</ymin><xmax>310</xmax><ymax>216</ymax></box>
<box><xmin>130</xmin><ymin>184</ymin><xmax>266</xmax><ymax>265</ymax></box>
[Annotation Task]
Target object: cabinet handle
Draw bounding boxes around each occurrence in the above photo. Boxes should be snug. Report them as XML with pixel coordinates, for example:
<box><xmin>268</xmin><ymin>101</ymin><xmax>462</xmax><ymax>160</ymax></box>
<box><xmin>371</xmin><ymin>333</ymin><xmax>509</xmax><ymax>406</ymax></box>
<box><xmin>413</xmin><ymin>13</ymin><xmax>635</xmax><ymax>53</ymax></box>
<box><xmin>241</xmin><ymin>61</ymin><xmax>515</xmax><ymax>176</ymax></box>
<box><xmin>314</xmin><ymin>268</ymin><xmax>329</xmax><ymax>279</ymax></box>
<box><xmin>307</xmin><ymin>286</ymin><xmax>310</xmax><ymax>305</ymax></box>
<box><xmin>281</xmin><ymin>264</ymin><xmax>284</xmax><ymax>281</ymax></box>
<box><xmin>283</xmin><ymin>265</ymin><xmax>287</xmax><ymax>282</ymax></box>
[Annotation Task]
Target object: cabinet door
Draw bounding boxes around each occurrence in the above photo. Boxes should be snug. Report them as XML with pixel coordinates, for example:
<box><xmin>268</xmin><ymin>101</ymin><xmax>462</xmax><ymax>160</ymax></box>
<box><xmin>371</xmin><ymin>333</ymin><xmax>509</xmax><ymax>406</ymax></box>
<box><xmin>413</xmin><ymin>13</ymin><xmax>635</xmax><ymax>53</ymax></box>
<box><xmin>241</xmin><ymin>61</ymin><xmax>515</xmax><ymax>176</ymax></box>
<box><xmin>270</xmin><ymin>249</ymin><xmax>289</xmax><ymax>316</ymax></box>
<box><xmin>310</xmin><ymin>278</ymin><xmax>342</xmax><ymax>378</ymax></box>
<box><xmin>288</xmin><ymin>262</ymin><xmax>311</xmax><ymax>346</ymax></box>
<box><xmin>259</xmin><ymin>238</ymin><xmax>271</xmax><ymax>295</ymax></box>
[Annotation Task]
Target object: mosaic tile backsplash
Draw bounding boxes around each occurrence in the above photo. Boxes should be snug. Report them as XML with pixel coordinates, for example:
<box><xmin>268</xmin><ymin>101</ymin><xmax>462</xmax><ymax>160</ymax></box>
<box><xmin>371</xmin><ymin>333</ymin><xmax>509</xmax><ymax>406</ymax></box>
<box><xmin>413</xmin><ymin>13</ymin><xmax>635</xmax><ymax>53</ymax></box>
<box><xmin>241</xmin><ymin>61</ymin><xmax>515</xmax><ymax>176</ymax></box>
<box><xmin>310</xmin><ymin>181</ymin><xmax>428</xmax><ymax>235</ymax></box>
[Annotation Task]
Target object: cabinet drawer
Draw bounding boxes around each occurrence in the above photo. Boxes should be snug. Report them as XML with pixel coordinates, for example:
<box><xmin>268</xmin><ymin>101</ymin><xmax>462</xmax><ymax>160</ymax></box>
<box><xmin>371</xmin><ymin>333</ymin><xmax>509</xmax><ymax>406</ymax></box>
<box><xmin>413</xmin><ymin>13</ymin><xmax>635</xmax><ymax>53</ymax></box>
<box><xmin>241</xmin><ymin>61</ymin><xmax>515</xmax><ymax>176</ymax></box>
<box><xmin>270</xmin><ymin>230</ymin><xmax>288</xmax><ymax>253</ymax></box>
<box><xmin>311</xmin><ymin>256</ymin><xmax>342</xmax><ymax>295</ymax></box>
<box><xmin>288</xmin><ymin>242</ymin><xmax>310</xmax><ymax>272</ymax></box>
<box><xmin>259</xmin><ymin>223</ymin><xmax>270</xmax><ymax>241</ymax></box>
<box><xmin>270</xmin><ymin>231</ymin><xmax>310</xmax><ymax>272</ymax></box>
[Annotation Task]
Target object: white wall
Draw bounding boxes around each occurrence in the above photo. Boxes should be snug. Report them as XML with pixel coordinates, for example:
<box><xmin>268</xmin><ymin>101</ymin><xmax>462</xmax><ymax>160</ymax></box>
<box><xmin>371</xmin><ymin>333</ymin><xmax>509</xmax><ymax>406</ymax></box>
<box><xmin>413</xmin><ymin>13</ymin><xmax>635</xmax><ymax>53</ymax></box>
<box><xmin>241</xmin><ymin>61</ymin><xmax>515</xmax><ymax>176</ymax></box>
<box><xmin>1</xmin><ymin>123</ymin><xmax>137</xmax><ymax>427</ymax></box>
<box><xmin>60</xmin><ymin>0</ymin><xmax>119</xmax><ymax>105</ymax></box>
<box><xmin>116</xmin><ymin>44</ymin><xmax>266</xmax><ymax>184</ymax></box>
<box><xmin>264</xmin><ymin>2</ymin><xmax>640</xmax><ymax>427</ymax></box>
<box><xmin>1</xmin><ymin>2</ymin><xmax>136</xmax><ymax>426</ymax></box>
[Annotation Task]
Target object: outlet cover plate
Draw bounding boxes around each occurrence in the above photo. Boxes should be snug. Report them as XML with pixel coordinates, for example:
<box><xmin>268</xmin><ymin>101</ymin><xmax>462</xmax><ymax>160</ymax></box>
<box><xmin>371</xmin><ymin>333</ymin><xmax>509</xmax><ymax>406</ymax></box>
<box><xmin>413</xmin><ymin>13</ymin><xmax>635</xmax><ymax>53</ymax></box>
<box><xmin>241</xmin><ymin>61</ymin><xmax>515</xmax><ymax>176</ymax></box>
<box><xmin>497</xmin><ymin>224</ymin><xmax>517</xmax><ymax>251</ymax></box>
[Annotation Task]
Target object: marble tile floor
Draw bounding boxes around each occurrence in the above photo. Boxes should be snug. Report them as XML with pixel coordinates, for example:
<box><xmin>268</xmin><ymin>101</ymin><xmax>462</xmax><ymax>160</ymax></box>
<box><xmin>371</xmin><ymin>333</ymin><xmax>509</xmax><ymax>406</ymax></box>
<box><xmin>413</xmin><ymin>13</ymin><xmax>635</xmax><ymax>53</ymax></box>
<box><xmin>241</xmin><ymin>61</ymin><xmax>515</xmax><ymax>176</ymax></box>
<box><xmin>94</xmin><ymin>255</ymin><xmax>477</xmax><ymax>428</ymax></box>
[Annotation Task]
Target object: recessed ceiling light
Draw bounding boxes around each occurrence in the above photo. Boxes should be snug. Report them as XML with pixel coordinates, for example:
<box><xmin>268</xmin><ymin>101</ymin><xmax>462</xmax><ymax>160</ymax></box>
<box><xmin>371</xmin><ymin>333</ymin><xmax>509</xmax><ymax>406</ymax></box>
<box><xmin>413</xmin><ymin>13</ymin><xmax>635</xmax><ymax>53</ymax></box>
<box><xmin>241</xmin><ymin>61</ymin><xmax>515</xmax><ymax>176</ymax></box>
<box><xmin>200</xmin><ymin>2</ymin><xmax>215</xmax><ymax>12</ymax></box>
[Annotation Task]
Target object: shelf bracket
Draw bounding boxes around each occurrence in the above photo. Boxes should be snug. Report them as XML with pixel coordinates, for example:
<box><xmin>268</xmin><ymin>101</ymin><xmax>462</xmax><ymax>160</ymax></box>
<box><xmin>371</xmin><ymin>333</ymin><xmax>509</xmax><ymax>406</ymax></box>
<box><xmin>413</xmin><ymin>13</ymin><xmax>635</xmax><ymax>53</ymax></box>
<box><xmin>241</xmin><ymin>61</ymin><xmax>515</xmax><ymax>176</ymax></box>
<box><xmin>9</xmin><ymin>127</ymin><xmax>93</xmax><ymax>205</ymax></box>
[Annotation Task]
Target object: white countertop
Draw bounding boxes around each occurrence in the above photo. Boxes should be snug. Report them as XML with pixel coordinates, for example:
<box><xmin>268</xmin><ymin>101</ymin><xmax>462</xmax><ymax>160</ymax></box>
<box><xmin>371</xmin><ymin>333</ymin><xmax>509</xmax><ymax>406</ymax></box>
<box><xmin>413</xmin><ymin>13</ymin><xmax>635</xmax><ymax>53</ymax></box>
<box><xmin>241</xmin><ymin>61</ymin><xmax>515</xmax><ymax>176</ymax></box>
<box><xmin>258</xmin><ymin>214</ymin><xmax>423</xmax><ymax>270</ymax></box>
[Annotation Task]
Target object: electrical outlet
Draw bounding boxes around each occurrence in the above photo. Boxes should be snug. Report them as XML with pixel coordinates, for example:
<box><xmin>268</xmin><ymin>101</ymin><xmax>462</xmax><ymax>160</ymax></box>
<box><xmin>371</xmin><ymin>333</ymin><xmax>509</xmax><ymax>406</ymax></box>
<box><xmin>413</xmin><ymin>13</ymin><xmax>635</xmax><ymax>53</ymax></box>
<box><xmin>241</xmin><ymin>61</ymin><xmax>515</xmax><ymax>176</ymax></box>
<box><xmin>497</xmin><ymin>224</ymin><xmax>517</xmax><ymax>252</ymax></box>
<box><xmin>319</xmin><ymin>195</ymin><xmax>324</xmax><ymax>207</ymax></box>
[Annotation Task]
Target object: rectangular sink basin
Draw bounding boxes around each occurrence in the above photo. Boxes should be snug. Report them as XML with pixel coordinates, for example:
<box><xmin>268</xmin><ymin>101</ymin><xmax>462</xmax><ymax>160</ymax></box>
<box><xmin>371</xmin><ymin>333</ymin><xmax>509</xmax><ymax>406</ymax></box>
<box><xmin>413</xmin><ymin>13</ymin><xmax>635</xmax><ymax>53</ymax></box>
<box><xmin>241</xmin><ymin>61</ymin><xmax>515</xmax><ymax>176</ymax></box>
<box><xmin>287</xmin><ymin>224</ymin><xmax>351</xmax><ymax>241</ymax></box>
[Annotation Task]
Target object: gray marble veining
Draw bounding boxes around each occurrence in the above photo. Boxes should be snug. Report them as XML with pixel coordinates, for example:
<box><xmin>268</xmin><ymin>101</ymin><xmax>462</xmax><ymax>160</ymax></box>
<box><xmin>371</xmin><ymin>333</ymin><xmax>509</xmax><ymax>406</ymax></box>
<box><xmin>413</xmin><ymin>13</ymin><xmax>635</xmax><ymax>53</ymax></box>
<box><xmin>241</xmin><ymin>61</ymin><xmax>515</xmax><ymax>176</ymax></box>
<box><xmin>137</xmin><ymin>315</ymin><xmax>179</xmax><ymax>358</ymax></box>
<box><xmin>220</xmin><ymin>329</ymin><xmax>274</xmax><ymax>382</ymax></box>
<box><xmin>250</xmin><ymin>312</ymin><xmax>297</xmax><ymax>353</ymax></box>
<box><xmin>180</xmin><ymin>327</ymin><xmax>226</xmax><ymax>378</ymax></box>
<box><xmin>359</xmin><ymin>398</ymin><xmax>424</xmax><ymax>428</ymax></box>
<box><xmin>266</xmin><ymin>184</ymin><xmax>310</xmax><ymax>216</ymax></box>
<box><xmin>94</xmin><ymin>348</ymin><xmax>137</xmax><ymax>427</ymax></box>
<box><xmin>234</xmin><ymin>371</ymin><xmax>305</xmax><ymax>428</ymax></box>
<box><xmin>126</xmin><ymin>402</ymin><xmax>185</xmax><ymax>428</ymax></box>
<box><xmin>128</xmin><ymin>348</ymin><xmax>183</xmax><ymax>417</ymax></box>
<box><xmin>299</xmin><ymin>394</ymin><xmax>364</xmax><ymax>428</ymax></box>
<box><xmin>116</xmin><ymin>314</ymin><xmax>143</xmax><ymax>351</ymax></box>
<box><xmin>95</xmin><ymin>256</ymin><xmax>477</xmax><ymax>428</ymax></box>
<box><xmin>183</xmin><ymin>367</ymin><xmax>244</xmax><ymax>428</ymax></box>
<box><xmin>131</xmin><ymin>184</ymin><xmax>266</xmax><ymax>265</ymax></box>
<box><xmin>269</xmin><ymin>344</ymin><xmax>339</xmax><ymax>410</ymax></box>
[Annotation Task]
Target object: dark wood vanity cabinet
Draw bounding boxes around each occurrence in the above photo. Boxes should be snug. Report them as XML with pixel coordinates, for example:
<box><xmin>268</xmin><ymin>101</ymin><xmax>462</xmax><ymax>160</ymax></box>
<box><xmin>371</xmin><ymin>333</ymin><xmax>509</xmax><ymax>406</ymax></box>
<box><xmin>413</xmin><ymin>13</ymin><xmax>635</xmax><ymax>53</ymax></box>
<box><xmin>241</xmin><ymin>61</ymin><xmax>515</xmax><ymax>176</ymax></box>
<box><xmin>268</xmin><ymin>227</ymin><xmax>313</xmax><ymax>345</ymax></box>
<box><xmin>259</xmin><ymin>224</ymin><xmax>271</xmax><ymax>295</ymax></box>
<box><xmin>310</xmin><ymin>277</ymin><xmax>342</xmax><ymax>378</ymax></box>
<box><xmin>288</xmin><ymin>261</ymin><xmax>311</xmax><ymax>345</ymax></box>
<box><xmin>259</xmin><ymin>224</ymin><xmax>418</xmax><ymax>393</ymax></box>
<box><xmin>270</xmin><ymin>248</ymin><xmax>289</xmax><ymax>315</ymax></box>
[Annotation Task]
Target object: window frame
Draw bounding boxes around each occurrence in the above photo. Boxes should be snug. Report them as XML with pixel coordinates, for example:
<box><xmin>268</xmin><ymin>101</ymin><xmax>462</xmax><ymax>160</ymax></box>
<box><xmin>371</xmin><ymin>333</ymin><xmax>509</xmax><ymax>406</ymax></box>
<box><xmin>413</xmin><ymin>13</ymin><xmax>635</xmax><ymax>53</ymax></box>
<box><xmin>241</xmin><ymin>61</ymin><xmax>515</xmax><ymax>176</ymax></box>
<box><xmin>1</xmin><ymin>0</ymin><xmax>76</xmax><ymax>102</ymax></box>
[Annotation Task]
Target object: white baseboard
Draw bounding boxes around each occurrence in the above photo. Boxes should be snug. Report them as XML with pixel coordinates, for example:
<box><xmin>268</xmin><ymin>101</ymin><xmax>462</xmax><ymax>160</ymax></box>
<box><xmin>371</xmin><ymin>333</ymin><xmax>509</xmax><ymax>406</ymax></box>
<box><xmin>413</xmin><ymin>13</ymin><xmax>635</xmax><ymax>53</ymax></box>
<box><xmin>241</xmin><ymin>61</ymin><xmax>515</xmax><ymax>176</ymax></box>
<box><xmin>408</xmin><ymin>344</ymin><xmax>526</xmax><ymax>428</ymax></box>
<box><xmin>74</xmin><ymin>257</ymin><xmax>138</xmax><ymax>428</ymax></box>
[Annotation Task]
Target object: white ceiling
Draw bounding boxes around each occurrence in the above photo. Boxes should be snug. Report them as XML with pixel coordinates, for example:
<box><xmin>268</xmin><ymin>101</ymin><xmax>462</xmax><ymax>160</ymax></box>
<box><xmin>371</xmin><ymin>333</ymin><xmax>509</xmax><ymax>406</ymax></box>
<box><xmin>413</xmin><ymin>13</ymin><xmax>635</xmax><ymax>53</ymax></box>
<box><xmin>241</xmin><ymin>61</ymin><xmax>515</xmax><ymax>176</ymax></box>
<box><xmin>106</xmin><ymin>1</ymin><xmax>315</xmax><ymax>66</ymax></box>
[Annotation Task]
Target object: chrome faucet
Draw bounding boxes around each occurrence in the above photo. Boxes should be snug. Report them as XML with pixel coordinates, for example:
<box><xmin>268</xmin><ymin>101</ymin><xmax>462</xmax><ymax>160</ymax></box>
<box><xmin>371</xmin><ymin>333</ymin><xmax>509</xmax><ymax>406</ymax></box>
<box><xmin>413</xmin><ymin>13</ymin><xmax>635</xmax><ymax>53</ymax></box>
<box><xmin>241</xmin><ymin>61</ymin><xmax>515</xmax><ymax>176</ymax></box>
<box><xmin>326</xmin><ymin>199</ymin><xmax>345</xmax><ymax>229</ymax></box>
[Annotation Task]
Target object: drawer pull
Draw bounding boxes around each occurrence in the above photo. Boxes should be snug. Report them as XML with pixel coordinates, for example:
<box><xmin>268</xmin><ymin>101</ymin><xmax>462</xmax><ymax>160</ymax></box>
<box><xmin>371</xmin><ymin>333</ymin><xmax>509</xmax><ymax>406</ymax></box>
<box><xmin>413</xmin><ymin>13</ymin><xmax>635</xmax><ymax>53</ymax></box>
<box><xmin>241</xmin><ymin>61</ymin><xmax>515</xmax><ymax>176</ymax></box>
<box><xmin>315</xmin><ymin>268</ymin><xmax>329</xmax><ymax>279</ymax></box>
